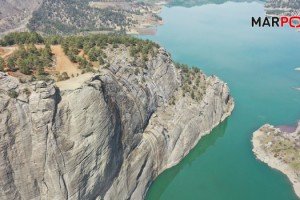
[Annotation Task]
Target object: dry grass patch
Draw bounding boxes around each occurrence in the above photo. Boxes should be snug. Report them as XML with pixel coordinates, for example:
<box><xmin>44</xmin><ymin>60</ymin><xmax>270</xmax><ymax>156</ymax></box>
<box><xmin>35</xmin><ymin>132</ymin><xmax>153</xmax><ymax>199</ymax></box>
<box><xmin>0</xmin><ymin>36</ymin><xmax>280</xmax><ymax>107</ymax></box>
<box><xmin>51</xmin><ymin>45</ymin><xmax>81</xmax><ymax>78</ymax></box>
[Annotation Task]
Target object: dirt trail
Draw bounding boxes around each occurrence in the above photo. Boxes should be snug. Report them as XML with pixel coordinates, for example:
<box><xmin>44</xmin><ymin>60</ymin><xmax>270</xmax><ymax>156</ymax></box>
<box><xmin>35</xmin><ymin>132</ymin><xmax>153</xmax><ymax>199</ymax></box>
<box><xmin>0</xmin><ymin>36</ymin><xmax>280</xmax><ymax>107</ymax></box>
<box><xmin>0</xmin><ymin>47</ymin><xmax>17</xmax><ymax>59</ymax></box>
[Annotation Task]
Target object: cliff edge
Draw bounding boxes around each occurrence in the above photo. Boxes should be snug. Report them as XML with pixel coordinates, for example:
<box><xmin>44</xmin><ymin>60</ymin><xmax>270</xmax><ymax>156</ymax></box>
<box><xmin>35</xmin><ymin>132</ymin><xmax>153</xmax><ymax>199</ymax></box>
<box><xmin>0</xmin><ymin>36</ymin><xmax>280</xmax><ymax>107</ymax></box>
<box><xmin>0</xmin><ymin>48</ymin><xmax>234</xmax><ymax>200</ymax></box>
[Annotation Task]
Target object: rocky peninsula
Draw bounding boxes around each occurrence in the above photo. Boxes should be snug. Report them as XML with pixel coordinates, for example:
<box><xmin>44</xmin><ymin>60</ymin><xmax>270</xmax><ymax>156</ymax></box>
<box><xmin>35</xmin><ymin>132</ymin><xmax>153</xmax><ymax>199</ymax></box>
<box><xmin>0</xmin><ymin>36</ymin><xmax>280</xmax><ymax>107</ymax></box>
<box><xmin>252</xmin><ymin>123</ymin><xmax>300</xmax><ymax>198</ymax></box>
<box><xmin>0</xmin><ymin>40</ymin><xmax>234</xmax><ymax>199</ymax></box>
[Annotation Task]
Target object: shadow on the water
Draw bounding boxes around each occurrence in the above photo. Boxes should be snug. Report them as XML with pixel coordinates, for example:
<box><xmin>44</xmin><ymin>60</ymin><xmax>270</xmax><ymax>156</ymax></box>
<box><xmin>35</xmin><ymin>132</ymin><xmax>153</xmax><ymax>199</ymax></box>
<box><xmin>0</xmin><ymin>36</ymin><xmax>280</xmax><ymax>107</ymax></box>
<box><xmin>146</xmin><ymin>119</ymin><xmax>229</xmax><ymax>200</ymax></box>
<box><xmin>166</xmin><ymin>0</ymin><xmax>262</xmax><ymax>8</ymax></box>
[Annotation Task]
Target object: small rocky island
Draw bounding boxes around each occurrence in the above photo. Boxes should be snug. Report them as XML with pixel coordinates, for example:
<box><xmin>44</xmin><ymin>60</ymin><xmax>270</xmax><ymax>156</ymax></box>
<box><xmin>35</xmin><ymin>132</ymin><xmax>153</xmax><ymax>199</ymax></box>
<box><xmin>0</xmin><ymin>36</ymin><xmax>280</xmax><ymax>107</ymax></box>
<box><xmin>0</xmin><ymin>33</ymin><xmax>234</xmax><ymax>200</ymax></box>
<box><xmin>252</xmin><ymin>123</ymin><xmax>300</xmax><ymax>198</ymax></box>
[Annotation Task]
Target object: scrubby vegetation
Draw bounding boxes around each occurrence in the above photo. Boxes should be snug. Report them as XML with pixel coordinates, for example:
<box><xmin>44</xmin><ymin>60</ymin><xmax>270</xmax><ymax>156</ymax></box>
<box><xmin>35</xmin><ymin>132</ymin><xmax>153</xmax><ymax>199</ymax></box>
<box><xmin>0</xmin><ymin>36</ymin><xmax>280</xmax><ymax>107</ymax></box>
<box><xmin>0</xmin><ymin>58</ymin><xmax>5</xmax><ymax>71</ymax></box>
<box><xmin>27</xmin><ymin>0</ymin><xmax>126</xmax><ymax>35</ymax></box>
<box><xmin>0</xmin><ymin>32</ymin><xmax>44</xmax><ymax>46</ymax></box>
<box><xmin>57</xmin><ymin>72</ymin><xmax>70</xmax><ymax>81</ymax></box>
<box><xmin>58</xmin><ymin>34</ymin><xmax>160</xmax><ymax>73</ymax></box>
<box><xmin>1</xmin><ymin>32</ymin><xmax>210</xmax><ymax>105</ymax></box>
<box><xmin>266</xmin><ymin>0</ymin><xmax>300</xmax><ymax>9</ymax></box>
<box><xmin>7</xmin><ymin>89</ymin><xmax>18</xmax><ymax>98</ymax></box>
<box><xmin>0</xmin><ymin>32</ymin><xmax>160</xmax><ymax>81</ymax></box>
<box><xmin>258</xmin><ymin>126</ymin><xmax>300</xmax><ymax>171</ymax></box>
<box><xmin>26</xmin><ymin>0</ymin><xmax>162</xmax><ymax>35</ymax></box>
<box><xmin>175</xmin><ymin>63</ymin><xmax>207</xmax><ymax>102</ymax></box>
<box><xmin>0</xmin><ymin>41</ymin><xmax>52</xmax><ymax>76</ymax></box>
<box><xmin>265</xmin><ymin>0</ymin><xmax>300</xmax><ymax>16</ymax></box>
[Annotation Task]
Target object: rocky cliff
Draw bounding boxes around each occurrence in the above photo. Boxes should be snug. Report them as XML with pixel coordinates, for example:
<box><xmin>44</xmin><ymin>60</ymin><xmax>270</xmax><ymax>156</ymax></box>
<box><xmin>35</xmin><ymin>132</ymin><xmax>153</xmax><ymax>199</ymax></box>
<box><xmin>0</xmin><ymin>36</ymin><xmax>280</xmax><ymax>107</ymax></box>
<box><xmin>0</xmin><ymin>48</ymin><xmax>234</xmax><ymax>200</ymax></box>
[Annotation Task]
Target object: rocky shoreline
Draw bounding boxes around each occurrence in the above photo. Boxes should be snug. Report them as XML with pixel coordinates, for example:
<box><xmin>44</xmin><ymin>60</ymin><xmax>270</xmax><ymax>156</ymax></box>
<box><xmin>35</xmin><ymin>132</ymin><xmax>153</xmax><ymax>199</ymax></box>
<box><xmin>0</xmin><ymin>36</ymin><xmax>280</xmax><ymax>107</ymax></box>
<box><xmin>252</xmin><ymin>123</ymin><xmax>300</xmax><ymax>199</ymax></box>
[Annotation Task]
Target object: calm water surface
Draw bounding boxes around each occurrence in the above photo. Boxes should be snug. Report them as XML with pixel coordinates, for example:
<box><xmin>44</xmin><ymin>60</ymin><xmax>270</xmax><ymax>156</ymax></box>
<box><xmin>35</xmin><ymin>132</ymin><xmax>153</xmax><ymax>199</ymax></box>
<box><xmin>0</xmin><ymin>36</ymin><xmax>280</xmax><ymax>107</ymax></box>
<box><xmin>140</xmin><ymin>1</ymin><xmax>300</xmax><ymax>200</ymax></box>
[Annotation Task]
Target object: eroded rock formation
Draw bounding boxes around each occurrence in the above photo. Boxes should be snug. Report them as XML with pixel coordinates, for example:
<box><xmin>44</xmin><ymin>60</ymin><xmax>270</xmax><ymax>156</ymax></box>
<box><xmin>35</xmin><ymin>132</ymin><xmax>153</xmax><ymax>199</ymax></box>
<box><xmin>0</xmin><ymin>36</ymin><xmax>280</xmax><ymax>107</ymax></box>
<box><xmin>0</xmin><ymin>48</ymin><xmax>234</xmax><ymax>200</ymax></box>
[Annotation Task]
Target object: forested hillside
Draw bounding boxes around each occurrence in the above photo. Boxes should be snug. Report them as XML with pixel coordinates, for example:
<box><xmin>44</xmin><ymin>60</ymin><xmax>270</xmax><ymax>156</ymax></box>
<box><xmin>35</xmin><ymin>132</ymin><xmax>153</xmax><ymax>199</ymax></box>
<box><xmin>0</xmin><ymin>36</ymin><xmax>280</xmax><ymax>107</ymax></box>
<box><xmin>0</xmin><ymin>0</ymin><xmax>162</xmax><ymax>36</ymax></box>
<box><xmin>0</xmin><ymin>32</ymin><xmax>160</xmax><ymax>81</ymax></box>
<box><xmin>266</xmin><ymin>0</ymin><xmax>300</xmax><ymax>9</ymax></box>
<box><xmin>265</xmin><ymin>0</ymin><xmax>300</xmax><ymax>16</ymax></box>
<box><xmin>0</xmin><ymin>0</ymin><xmax>42</xmax><ymax>35</ymax></box>
<box><xmin>27</xmin><ymin>0</ymin><xmax>162</xmax><ymax>35</ymax></box>
<box><xmin>28</xmin><ymin>0</ymin><xmax>127</xmax><ymax>34</ymax></box>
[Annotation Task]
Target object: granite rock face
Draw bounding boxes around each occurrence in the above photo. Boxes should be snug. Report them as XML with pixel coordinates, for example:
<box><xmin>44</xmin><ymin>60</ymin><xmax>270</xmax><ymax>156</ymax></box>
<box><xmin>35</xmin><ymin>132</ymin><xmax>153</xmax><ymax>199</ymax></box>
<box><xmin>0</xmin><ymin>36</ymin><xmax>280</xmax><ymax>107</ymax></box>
<box><xmin>0</xmin><ymin>49</ymin><xmax>234</xmax><ymax>200</ymax></box>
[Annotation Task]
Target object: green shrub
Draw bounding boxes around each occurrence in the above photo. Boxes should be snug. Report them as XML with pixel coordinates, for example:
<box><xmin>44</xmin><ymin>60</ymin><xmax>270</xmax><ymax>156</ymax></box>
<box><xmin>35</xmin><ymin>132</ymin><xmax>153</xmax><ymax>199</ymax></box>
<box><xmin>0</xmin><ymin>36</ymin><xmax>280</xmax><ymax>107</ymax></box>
<box><xmin>134</xmin><ymin>68</ymin><xmax>139</xmax><ymax>75</ymax></box>
<box><xmin>0</xmin><ymin>57</ymin><xmax>5</xmax><ymax>71</ymax></box>
<box><xmin>8</xmin><ymin>89</ymin><xmax>18</xmax><ymax>98</ymax></box>
<box><xmin>57</xmin><ymin>72</ymin><xmax>70</xmax><ymax>81</ymax></box>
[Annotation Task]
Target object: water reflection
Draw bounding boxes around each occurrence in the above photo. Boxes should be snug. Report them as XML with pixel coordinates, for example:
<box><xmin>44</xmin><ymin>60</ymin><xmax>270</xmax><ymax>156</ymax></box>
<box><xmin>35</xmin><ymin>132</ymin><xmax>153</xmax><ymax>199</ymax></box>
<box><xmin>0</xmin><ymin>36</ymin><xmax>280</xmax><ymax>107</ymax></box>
<box><xmin>146</xmin><ymin>119</ymin><xmax>229</xmax><ymax>200</ymax></box>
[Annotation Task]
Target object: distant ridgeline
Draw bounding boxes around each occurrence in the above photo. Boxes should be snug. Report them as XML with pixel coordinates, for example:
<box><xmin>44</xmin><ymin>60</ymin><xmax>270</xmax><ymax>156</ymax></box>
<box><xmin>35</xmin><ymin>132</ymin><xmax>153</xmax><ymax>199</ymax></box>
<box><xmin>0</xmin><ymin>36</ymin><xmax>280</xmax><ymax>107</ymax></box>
<box><xmin>0</xmin><ymin>32</ymin><xmax>160</xmax><ymax>81</ymax></box>
<box><xmin>265</xmin><ymin>0</ymin><xmax>300</xmax><ymax>16</ymax></box>
<box><xmin>95</xmin><ymin>0</ymin><xmax>132</xmax><ymax>2</ymax></box>
<box><xmin>144</xmin><ymin>0</ymin><xmax>258</xmax><ymax>8</ymax></box>
<box><xmin>27</xmin><ymin>0</ymin><xmax>162</xmax><ymax>35</ymax></box>
<box><xmin>28</xmin><ymin>0</ymin><xmax>126</xmax><ymax>34</ymax></box>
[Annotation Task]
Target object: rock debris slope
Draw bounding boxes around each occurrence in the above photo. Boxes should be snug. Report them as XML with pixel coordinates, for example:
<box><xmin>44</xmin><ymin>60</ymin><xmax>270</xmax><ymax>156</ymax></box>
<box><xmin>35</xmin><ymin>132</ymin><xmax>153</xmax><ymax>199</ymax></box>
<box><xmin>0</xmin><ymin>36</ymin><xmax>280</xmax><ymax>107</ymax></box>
<box><xmin>0</xmin><ymin>48</ymin><xmax>234</xmax><ymax>200</ymax></box>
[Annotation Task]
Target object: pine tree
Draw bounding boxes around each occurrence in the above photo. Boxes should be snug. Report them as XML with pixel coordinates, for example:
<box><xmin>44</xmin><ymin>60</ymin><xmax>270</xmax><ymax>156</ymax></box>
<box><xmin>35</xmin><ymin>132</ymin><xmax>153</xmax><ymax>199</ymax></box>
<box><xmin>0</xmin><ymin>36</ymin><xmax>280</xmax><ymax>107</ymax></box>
<box><xmin>87</xmin><ymin>48</ymin><xmax>98</xmax><ymax>62</ymax></box>
<box><xmin>17</xmin><ymin>58</ymin><xmax>30</xmax><ymax>75</ymax></box>
<box><xmin>0</xmin><ymin>57</ymin><xmax>5</xmax><ymax>71</ymax></box>
<box><xmin>7</xmin><ymin>56</ymin><xmax>16</xmax><ymax>71</ymax></box>
<box><xmin>36</xmin><ymin>62</ymin><xmax>45</xmax><ymax>75</ymax></box>
<box><xmin>17</xmin><ymin>44</ymin><xmax>27</xmax><ymax>58</ymax></box>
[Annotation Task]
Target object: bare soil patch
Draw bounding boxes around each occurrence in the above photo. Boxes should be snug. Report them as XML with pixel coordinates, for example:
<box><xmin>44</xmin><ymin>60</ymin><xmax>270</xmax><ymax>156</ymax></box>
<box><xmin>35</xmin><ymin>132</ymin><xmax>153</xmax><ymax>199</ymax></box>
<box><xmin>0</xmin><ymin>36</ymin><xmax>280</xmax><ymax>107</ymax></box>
<box><xmin>51</xmin><ymin>45</ymin><xmax>81</xmax><ymax>78</ymax></box>
<box><xmin>0</xmin><ymin>46</ymin><xmax>17</xmax><ymax>59</ymax></box>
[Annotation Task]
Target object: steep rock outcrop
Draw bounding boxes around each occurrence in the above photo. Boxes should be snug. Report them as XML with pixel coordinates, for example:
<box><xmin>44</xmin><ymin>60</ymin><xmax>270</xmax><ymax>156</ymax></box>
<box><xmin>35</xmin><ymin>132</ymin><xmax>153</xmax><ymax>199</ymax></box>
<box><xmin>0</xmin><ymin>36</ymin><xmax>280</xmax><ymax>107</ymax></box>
<box><xmin>0</xmin><ymin>48</ymin><xmax>234</xmax><ymax>200</ymax></box>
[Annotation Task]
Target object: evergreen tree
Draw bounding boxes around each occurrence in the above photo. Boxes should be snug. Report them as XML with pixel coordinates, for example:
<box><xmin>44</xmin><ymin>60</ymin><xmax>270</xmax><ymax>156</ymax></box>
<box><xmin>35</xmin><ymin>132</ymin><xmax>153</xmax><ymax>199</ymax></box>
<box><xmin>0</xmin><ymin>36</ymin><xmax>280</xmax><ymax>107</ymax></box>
<box><xmin>98</xmin><ymin>56</ymin><xmax>105</xmax><ymax>65</ymax></box>
<box><xmin>17</xmin><ymin>44</ymin><xmax>27</xmax><ymax>58</ymax></box>
<box><xmin>17</xmin><ymin>58</ymin><xmax>30</xmax><ymax>75</ymax></box>
<box><xmin>42</xmin><ymin>44</ymin><xmax>53</xmax><ymax>67</ymax></box>
<box><xmin>27</xmin><ymin>44</ymin><xmax>39</xmax><ymax>55</ymax></box>
<box><xmin>44</xmin><ymin>44</ymin><xmax>52</xmax><ymax>57</ymax></box>
<box><xmin>7</xmin><ymin>56</ymin><xmax>16</xmax><ymax>71</ymax></box>
<box><xmin>0</xmin><ymin>57</ymin><xmax>5</xmax><ymax>71</ymax></box>
<box><xmin>36</xmin><ymin>62</ymin><xmax>45</xmax><ymax>75</ymax></box>
<box><xmin>87</xmin><ymin>48</ymin><xmax>98</xmax><ymax>62</ymax></box>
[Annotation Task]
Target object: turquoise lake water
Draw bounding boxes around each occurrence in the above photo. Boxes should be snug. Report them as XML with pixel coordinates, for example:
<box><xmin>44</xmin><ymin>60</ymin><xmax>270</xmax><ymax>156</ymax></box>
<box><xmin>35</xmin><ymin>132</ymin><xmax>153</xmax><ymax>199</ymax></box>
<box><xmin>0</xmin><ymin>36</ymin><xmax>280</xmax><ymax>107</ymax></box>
<box><xmin>140</xmin><ymin>1</ymin><xmax>300</xmax><ymax>200</ymax></box>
